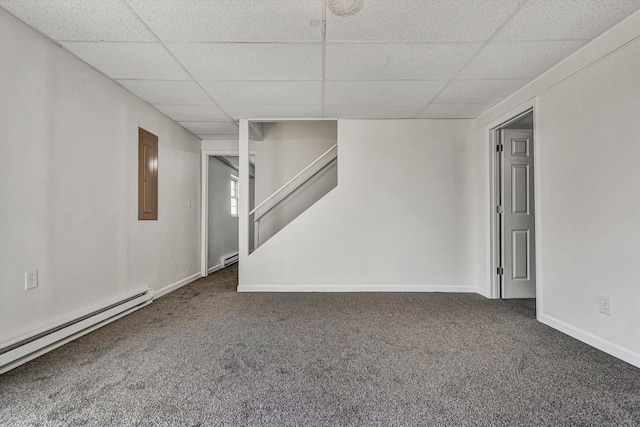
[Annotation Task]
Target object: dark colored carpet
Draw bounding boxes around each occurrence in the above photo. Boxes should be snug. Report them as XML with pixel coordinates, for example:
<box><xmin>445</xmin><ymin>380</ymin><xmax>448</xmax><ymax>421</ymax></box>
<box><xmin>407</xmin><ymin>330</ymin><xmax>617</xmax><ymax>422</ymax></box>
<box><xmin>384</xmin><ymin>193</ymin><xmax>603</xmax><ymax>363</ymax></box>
<box><xmin>1</xmin><ymin>265</ymin><xmax>639</xmax><ymax>426</ymax></box>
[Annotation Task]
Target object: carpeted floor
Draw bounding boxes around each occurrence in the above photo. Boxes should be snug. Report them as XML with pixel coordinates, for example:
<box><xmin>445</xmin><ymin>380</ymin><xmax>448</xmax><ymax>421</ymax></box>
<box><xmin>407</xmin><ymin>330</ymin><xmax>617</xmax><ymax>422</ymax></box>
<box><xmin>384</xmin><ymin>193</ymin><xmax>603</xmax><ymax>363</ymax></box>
<box><xmin>1</xmin><ymin>265</ymin><xmax>639</xmax><ymax>426</ymax></box>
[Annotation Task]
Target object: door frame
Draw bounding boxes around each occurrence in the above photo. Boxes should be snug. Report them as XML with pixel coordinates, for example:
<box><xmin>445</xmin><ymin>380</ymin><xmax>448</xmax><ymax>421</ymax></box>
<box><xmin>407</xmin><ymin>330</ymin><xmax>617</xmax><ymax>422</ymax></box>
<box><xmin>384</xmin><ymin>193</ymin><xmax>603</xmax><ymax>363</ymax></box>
<box><xmin>200</xmin><ymin>150</ymin><xmax>257</xmax><ymax>277</ymax></box>
<box><xmin>485</xmin><ymin>100</ymin><xmax>542</xmax><ymax>313</ymax></box>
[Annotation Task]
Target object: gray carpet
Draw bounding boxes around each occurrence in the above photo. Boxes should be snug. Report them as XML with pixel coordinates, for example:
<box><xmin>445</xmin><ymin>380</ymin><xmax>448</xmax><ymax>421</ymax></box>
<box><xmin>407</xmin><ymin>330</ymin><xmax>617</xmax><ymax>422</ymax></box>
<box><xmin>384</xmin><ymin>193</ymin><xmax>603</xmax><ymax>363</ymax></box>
<box><xmin>1</xmin><ymin>265</ymin><xmax>639</xmax><ymax>426</ymax></box>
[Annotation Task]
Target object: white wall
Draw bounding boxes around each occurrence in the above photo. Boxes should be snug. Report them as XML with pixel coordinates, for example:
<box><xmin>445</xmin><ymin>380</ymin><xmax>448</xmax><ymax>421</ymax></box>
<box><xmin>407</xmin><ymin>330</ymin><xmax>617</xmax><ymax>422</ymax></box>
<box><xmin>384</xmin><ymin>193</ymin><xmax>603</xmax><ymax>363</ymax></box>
<box><xmin>202</xmin><ymin>139</ymin><xmax>238</xmax><ymax>152</ymax></box>
<box><xmin>240</xmin><ymin>119</ymin><xmax>476</xmax><ymax>291</ymax></box>
<box><xmin>254</xmin><ymin>122</ymin><xmax>337</xmax><ymax>202</ymax></box>
<box><xmin>253</xmin><ymin>121</ymin><xmax>337</xmax><ymax>245</ymax></box>
<box><xmin>0</xmin><ymin>9</ymin><xmax>201</xmax><ymax>346</ymax></box>
<box><xmin>473</xmin><ymin>12</ymin><xmax>640</xmax><ymax>367</ymax></box>
<box><xmin>208</xmin><ymin>157</ymin><xmax>239</xmax><ymax>270</ymax></box>
<box><xmin>536</xmin><ymin>40</ymin><xmax>640</xmax><ymax>362</ymax></box>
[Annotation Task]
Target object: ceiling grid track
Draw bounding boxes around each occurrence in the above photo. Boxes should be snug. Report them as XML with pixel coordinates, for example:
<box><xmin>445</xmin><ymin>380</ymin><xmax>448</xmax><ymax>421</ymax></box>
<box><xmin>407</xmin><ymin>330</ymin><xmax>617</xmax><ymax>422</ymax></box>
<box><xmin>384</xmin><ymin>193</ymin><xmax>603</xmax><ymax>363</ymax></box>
<box><xmin>415</xmin><ymin>0</ymin><xmax>531</xmax><ymax>119</ymax></box>
<box><xmin>120</xmin><ymin>0</ymin><xmax>239</xmax><ymax>128</ymax></box>
<box><xmin>4</xmin><ymin>0</ymin><xmax>638</xmax><ymax>129</ymax></box>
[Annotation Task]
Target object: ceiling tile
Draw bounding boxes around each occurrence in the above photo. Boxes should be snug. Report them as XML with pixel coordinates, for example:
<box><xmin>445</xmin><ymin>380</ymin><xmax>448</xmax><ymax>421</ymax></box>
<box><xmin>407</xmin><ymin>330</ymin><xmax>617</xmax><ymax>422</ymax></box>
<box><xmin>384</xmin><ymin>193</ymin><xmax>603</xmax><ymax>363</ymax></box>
<box><xmin>5</xmin><ymin>0</ymin><xmax>634</xmax><ymax>122</ymax></box>
<box><xmin>178</xmin><ymin>121</ymin><xmax>238</xmax><ymax>135</ymax></box>
<box><xmin>222</xmin><ymin>105</ymin><xmax>323</xmax><ymax>120</ymax></box>
<box><xmin>325</xmin><ymin>80</ymin><xmax>447</xmax><ymax>105</ymax></box>
<box><xmin>62</xmin><ymin>42</ymin><xmax>190</xmax><ymax>80</ymax></box>
<box><xmin>117</xmin><ymin>80</ymin><xmax>213</xmax><ymax>105</ymax></box>
<box><xmin>433</xmin><ymin>79</ymin><xmax>530</xmax><ymax>104</ymax></box>
<box><xmin>201</xmin><ymin>81</ymin><xmax>322</xmax><ymax>106</ymax></box>
<box><xmin>153</xmin><ymin>104</ymin><xmax>229</xmax><ymax>122</ymax></box>
<box><xmin>495</xmin><ymin>0</ymin><xmax>640</xmax><ymax>41</ymax></box>
<box><xmin>324</xmin><ymin>104</ymin><xmax>424</xmax><ymax>119</ymax></box>
<box><xmin>458</xmin><ymin>41</ymin><xmax>587</xmax><ymax>80</ymax></box>
<box><xmin>167</xmin><ymin>43</ymin><xmax>322</xmax><ymax>80</ymax></box>
<box><xmin>326</xmin><ymin>0</ymin><xmax>521</xmax><ymax>42</ymax></box>
<box><xmin>127</xmin><ymin>0</ymin><xmax>322</xmax><ymax>42</ymax></box>
<box><xmin>326</xmin><ymin>43</ymin><xmax>481</xmax><ymax>80</ymax></box>
<box><xmin>418</xmin><ymin>104</ymin><xmax>493</xmax><ymax>119</ymax></box>
<box><xmin>0</xmin><ymin>0</ymin><xmax>154</xmax><ymax>41</ymax></box>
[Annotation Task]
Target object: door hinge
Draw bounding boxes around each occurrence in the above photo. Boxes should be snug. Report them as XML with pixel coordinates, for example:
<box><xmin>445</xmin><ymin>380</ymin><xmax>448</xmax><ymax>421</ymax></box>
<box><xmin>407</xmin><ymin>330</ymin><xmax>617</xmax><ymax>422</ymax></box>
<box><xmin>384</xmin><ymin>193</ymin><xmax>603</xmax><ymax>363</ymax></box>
<box><xmin>496</xmin><ymin>144</ymin><xmax>503</xmax><ymax>152</ymax></box>
<box><xmin>496</xmin><ymin>205</ymin><xmax>503</xmax><ymax>214</ymax></box>
<box><xmin>497</xmin><ymin>267</ymin><xmax>504</xmax><ymax>275</ymax></box>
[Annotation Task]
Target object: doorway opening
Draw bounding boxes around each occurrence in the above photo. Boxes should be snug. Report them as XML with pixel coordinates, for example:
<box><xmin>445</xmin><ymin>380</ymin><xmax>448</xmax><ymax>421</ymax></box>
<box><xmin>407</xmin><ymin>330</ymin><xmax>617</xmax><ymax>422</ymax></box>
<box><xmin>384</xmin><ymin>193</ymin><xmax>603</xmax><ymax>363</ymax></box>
<box><xmin>201</xmin><ymin>152</ymin><xmax>255</xmax><ymax>277</ymax></box>
<box><xmin>493</xmin><ymin>110</ymin><xmax>536</xmax><ymax>299</ymax></box>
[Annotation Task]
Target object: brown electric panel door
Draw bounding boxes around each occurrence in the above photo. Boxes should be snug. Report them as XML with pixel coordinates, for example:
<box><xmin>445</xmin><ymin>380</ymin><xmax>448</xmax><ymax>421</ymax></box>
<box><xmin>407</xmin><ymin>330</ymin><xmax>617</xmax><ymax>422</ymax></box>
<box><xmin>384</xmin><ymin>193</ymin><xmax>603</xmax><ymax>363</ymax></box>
<box><xmin>138</xmin><ymin>128</ymin><xmax>158</xmax><ymax>220</ymax></box>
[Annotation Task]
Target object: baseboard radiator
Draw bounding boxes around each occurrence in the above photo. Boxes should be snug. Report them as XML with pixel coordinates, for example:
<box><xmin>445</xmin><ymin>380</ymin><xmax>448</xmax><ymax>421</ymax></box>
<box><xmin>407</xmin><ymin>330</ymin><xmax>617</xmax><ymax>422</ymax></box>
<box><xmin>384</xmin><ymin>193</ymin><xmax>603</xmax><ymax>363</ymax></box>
<box><xmin>0</xmin><ymin>289</ymin><xmax>153</xmax><ymax>374</ymax></box>
<box><xmin>221</xmin><ymin>252</ymin><xmax>239</xmax><ymax>268</ymax></box>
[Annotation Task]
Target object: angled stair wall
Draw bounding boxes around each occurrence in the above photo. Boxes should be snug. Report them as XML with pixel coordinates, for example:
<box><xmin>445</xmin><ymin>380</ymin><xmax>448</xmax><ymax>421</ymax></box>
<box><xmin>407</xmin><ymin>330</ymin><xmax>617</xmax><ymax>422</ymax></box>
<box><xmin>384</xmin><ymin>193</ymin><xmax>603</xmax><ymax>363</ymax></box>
<box><xmin>250</xmin><ymin>121</ymin><xmax>338</xmax><ymax>250</ymax></box>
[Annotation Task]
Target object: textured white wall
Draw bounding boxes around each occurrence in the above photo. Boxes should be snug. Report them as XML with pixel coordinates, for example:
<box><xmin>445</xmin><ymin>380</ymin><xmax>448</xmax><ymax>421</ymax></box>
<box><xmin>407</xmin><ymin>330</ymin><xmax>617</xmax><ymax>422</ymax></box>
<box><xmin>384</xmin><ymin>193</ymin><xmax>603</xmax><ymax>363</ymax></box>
<box><xmin>254</xmin><ymin>122</ymin><xmax>337</xmax><ymax>202</ymax></box>
<box><xmin>536</xmin><ymin>39</ymin><xmax>640</xmax><ymax>361</ymax></box>
<box><xmin>201</xmin><ymin>140</ymin><xmax>238</xmax><ymax>152</ymax></box>
<box><xmin>240</xmin><ymin>119</ymin><xmax>476</xmax><ymax>291</ymax></box>
<box><xmin>473</xmin><ymin>12</ymin><xmax>640</xmax><ymax>366</ymax></box>
<box><xmin>0</xmin><ymin>9</ymin><xmax>201</xmax><ymax>345</ymax></box>
<box><xmin>253</xmin><ymin>121</ymin><xmax>337</xmax><ymax>245</ymax></box>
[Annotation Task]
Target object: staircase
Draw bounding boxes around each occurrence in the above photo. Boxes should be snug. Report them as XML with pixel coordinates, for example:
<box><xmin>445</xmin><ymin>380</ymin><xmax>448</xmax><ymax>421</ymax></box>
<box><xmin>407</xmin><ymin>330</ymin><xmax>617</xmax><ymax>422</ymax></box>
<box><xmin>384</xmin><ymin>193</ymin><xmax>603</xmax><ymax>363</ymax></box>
<box><xmin>250</xmin><ymin>144</ymin><xmax>337</xmax><ymax>250</ymax></box>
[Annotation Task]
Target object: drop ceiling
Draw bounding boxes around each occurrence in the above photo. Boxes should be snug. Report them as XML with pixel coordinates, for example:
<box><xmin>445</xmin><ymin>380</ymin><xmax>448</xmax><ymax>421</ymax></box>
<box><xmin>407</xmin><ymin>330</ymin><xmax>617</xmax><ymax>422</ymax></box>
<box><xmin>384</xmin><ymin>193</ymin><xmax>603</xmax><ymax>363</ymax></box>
<box><xmin>1</xmin><ymin>0</ymin><xmax>639</xmax><ymax>140</ymax></box>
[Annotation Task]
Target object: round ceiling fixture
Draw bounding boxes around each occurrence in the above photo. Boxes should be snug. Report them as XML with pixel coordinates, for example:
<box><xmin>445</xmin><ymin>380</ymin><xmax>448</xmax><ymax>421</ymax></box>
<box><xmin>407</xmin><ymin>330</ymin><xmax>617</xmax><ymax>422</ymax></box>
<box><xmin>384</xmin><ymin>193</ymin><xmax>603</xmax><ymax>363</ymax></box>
<box><xmin>328</xmin><ymin>0</ymin><xmax>364</xmax><ymax>17</ymax></box>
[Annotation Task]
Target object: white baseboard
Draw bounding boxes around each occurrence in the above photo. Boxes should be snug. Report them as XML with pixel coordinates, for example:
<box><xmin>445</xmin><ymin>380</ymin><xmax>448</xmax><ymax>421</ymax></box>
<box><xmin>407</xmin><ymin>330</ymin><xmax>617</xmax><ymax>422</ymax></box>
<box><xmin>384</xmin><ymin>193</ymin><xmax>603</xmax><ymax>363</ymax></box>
<box><xmin>473</xmin><ymin>286</ymin><xmax>493</xmax><ymax>299</ymax></box>
<box><xmin>207</xmin><ymin>263</ymin><xmax>222</xmax><ymax>274</ymax></box>
<box><xmin>539</xmin><ymin>313</ymin><xmax>640</xmax><ymax>369</ymax></box>
<box><xmin>238</xmin><ymin>284</ymin><xmax>478</xmax><ymax>293</ymax></box>
<box><xmin>154</xmin><ymin>272</ymin><xmax>202</xmax><ymax>299</ymax></box>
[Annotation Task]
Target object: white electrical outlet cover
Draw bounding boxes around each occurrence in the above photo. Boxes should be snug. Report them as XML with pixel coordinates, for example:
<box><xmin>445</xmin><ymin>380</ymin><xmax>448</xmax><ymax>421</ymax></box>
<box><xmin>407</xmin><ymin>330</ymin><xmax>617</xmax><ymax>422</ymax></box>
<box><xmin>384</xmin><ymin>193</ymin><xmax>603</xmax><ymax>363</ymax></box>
<box><xmin>25</xmin><ymin>270</ymin><xmax>38</xmax><ymax>290</ymax></box>
<box><xmin>599</xmin><ymin>295</ymin><xmax>611</xmax><ymax>316</ymax></box>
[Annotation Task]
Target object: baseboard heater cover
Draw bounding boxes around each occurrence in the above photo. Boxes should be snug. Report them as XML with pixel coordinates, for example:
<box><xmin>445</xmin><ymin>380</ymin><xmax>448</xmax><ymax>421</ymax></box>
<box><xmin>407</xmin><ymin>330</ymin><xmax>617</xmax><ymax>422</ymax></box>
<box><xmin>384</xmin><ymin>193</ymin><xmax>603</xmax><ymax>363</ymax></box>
<box><xmin>221</xmin><ymin>252</ymin><xmax>239</xmax><ymax>268</ymax></box>
<box><xmin>0</xmin><ymin>289</ymin><xmax>153</xmax><ymax>374</ymax></box>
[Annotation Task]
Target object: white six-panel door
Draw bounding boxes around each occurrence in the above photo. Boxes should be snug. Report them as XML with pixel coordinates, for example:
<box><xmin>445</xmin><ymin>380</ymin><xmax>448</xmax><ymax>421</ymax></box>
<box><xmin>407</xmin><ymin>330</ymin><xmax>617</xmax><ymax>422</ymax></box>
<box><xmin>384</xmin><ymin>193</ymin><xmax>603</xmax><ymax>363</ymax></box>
<box><xmin>501</xmin><ymin>129</ymin><xmax>536</xmax><ymax>298</ymax></box>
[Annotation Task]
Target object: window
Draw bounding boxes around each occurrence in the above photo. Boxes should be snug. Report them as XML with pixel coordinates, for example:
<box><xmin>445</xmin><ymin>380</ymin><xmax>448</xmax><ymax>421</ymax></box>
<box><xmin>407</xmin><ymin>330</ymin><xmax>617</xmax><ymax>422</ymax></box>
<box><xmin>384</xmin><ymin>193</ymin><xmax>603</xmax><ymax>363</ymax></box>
<box><xmin>230</xmin><ymin>175</ymin><xmax>239</xmax><ymax>217</ymax></box>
